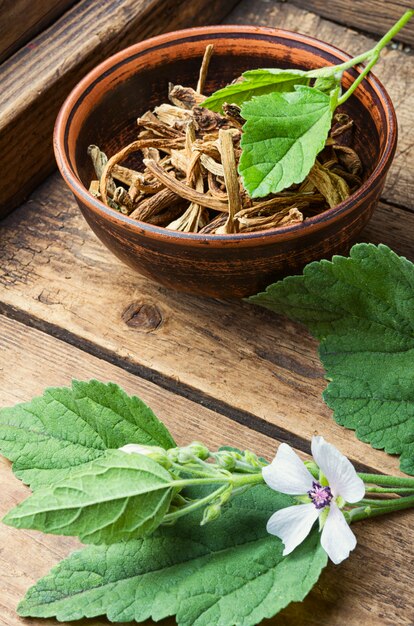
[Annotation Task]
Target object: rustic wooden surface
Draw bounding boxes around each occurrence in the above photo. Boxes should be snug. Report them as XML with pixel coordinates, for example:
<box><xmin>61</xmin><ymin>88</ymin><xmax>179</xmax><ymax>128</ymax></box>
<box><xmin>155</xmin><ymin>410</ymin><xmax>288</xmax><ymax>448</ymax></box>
<box><xmin>0</xmin><ymin>0</ymin><xmax>76</xmax><ymax>63</ymax></box>
<box><xmin>288</xmin><ymin>0</ymin><xmax>414</xmax><ymax>46</ymax></box>
<box><xmin>1</xmin><ymin>1</ymin><xmax>413</xmax><ymax>625</ymax></box>
<box><xmin>0</xmin><ymin>0</ymin><xmax>239</xmax><ymax>217</ymax></box>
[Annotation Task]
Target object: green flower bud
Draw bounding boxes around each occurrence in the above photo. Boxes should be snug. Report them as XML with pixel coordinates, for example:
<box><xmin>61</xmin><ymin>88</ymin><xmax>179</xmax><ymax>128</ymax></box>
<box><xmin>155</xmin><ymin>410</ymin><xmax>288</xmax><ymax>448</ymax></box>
<box><xmin>119</xmin><ymin>444</ymin><xmax>172</xmax><ymax>469</ymax></box>
<box><xmin>201</xmin><ymin>503</ymin><xmax>222</xmax><ymax>525</ymax></box>
<box><xmin>244</xmin><ymin>450</ymin><xmax>262</xmax><ymax>468</ymax></box>
<box><xmin>215</xmin><ymin>451</ymin><xmax>237</xmax><ymax>470</ymax></box>
<box><xmin>187</xmin><ymin>441</ymin><xmax>210</xmax><ymax>460</ymax></box>
<box><xmin>304</xmin><ymin>460</ymin><xmax>319</xmax><ymax>477</ymax></box>
<box><xmin>173</xmin><ymin>441</ymin><xmax>210</xmax><ymax>464</ymax></box>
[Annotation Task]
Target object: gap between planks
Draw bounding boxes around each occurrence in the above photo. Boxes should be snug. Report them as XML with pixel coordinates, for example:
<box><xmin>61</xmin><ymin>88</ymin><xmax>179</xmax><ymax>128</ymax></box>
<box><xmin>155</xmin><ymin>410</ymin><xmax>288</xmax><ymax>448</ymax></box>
<box><xmin>0</xmin><ymin>306</ymin><xmax>377</xmax><ymax>476</ymax></box>
<box><xmin>286</xmin><ymin>0</ymin><xmax>414</xmax><ymax>47</ymax></box>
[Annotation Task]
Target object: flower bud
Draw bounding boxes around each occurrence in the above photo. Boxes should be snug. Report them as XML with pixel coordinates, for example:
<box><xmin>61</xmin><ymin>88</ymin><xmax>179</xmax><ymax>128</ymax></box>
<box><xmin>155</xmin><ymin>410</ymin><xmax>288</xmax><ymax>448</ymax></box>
<box><xmin>215</xmin><ymin>451</ymin><xmax>237</xmax><ymax>470</ymax></box>
<box><xmin>304</xmin><ymin>460</ymin><xmax>319</xmax><ymax>477</ymax></box>
<box><xmin>244</xmin><ymin>450</ymin><xmax>262</xmax><ymax>468</ymax></box>
<box><xmin>119</xmin><ymin>444</ymin><xmax>172</xmax><ymax>468</ymax></box>
<box><xmin>201</xmin><ymin>503</ymin><xmax>222</xmax><ymax>525</ymax></box>
<box><xmin>187</xmin><ymin>441</ymin><xmax>210</xmax><ymax>460</ymax></box>
<box><xmin>175</xmin><ymin>441</ymin><xmax>210</xmax><ymax>463</ymax></box>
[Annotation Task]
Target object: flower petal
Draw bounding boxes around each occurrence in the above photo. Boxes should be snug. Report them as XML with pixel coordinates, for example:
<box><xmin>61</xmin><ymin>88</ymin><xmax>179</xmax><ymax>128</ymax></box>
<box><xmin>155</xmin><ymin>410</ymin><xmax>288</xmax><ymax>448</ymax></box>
<box><xmin>267</xmin><ymin>503</ymin><xmax>320</xmax><ymax>555</ymax></box>
<box><xmin>263</xmin><ymin>443</ymin><xmax>315</xmax><ymax>495</ymax></box>
<box><xmin>311</xmin><ymin>436</ymin><xmax>365</xmax><ymax>502</ymax></box>
<box><xmin>321</xmin><ymin>502</ymin><xmax>357</xmax><ymax>564</ymax></box>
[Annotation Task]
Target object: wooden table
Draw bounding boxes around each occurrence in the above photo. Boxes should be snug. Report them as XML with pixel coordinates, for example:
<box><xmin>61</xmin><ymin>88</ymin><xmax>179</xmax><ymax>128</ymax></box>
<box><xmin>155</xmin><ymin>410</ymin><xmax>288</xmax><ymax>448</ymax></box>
<box><xmin>1</xmin><ymin>2</ymin><xmax>413</xmax><ymax>625</ymax></box>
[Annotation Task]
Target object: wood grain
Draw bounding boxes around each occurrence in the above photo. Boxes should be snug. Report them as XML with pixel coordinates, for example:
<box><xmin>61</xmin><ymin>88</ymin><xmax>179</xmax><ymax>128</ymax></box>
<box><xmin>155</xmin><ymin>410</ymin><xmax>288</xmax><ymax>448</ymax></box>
<box><xmin>0</xmin><ymin>315</ymin><xmax>413</xmax><ymax>626</ymax></box>
<box><xmin>0</xmin><ymin>0</ymin><xmax>76</xmax><ymax>63</ymax></box>
<box><xmin>288</xmin><ymin>0</ymin><xmax>414</xmax><ymax>46</ymax></box>
<box><xmin>0</xmin><ymin>0</ymin><xmax>239</xmax><ymax>218</ymax></box>
<box><xmin>226</xmin><ymin>0</ymin><xmax>414</xmax><ymax>212</ymax></box>
<box><xmin>0</xmin><ymin>173</ymin><xmax>412</xmax><ymax>476</ymax></box>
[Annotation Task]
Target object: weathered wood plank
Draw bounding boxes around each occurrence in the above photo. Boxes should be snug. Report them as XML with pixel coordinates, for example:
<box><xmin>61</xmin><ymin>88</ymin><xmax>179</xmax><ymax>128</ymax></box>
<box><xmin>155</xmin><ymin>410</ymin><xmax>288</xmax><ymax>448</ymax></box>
<box><xmin>226</xmin><ymin>0</ymin><xmax>414</xmax><ymax>211</ymax></box>
<box><xmin>288</xmin><ymin>0</ymin><xmax>414</xmax><ymax>47</ymax></box>
<box><xmin>0</xmin><ymin>0</ymin><xmax>239</xmax><ymax>218</ymax></box>
<box><xmin>0</xmin><ymin>315</ymin><xmax>413</xmax><ymax>626</ymax></box>
<box><xmin>0</xmin><ymin>173</ymin><xmax>411</xmax><ymax>476</ymax></box>
<box><xmin>0</xmin><ymin>0</ymin><xmax>76</xmax><ymax>63</ymax></box>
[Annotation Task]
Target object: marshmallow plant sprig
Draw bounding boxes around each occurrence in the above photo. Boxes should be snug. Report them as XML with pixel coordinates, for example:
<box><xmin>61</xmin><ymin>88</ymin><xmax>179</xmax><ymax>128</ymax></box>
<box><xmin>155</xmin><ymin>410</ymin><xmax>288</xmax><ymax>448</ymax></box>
<box><xmin>203</xmin><ymin>10</ymin><xmax>413</xmax><ymax>198</ymax></box>
<box><xmin>1</xmin><ymin>380</ymin><xmax>414</xmax><ymax>625</ymax></box>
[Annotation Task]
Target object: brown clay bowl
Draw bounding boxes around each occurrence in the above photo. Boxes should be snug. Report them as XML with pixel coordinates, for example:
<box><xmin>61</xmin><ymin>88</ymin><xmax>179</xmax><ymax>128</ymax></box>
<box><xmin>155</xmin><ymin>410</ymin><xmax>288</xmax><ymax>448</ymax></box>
<box><xmin>54</xmin><ymin>26</ymin><xmax>397</xmax><ymax>298</ymax></box>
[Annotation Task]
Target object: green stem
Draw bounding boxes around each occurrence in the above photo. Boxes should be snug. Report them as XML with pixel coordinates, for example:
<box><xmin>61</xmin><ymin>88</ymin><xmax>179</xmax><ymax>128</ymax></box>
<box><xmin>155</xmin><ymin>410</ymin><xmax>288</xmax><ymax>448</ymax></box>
<box><xmin>233</xmin><ymin>460</ymin><xmax>262</xmax><ymax>473</ymax></box>
<box><xmin>372</xmin><ymin>9</ymin><xmax>414</xmax><ymax>52</ymax></box>
<box><xmin>163</xmin><ymin>470</ymin><xmax>264</xmax><ymax>523</ymax></box>
<box><xmin>337</xmin><ymin>51</ymin><xmax>379</xmax><ymax>105</ymax></box>
<box><xmin>358</xmin><ymin>473</ymin><xmax>414</xmax><ymax>489</ymax></box>
<box><xmin>173</xmin><ymin>471</ymin><xmax>264</xmax><ymax>490</ymax></box>
<box><xmin>163</xmin><ymin>484</ymin><xmax>229</xmax><ymax>523</ymax></box>
<box><xmin>311</xmin><ymin>10</ymin><xmax>414</xmax><ymax>103</ymax></box>
<box><xmin>365</xmin><ymin>486</ymin><xmax>414</xmax><ymax>495</ymax></box>
<box><xmin>170</xmin><ymin>461</ymin><xmax>224</xmax><ymax>479</ymax></box>
<box><xmin>350</xmin><ymin>494</ymin><xmax>414</xmax><ymax>522</ymax></box>
<box><xmin>359</xmin><ymin>497</ymin><xmax>406</xmax><ymax>507</ymax></box>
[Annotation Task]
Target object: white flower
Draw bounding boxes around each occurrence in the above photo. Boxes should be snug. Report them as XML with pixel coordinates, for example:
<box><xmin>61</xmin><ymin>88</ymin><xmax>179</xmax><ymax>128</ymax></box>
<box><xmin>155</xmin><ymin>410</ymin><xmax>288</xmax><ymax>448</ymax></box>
<box><xmin>262</xmin><ymin>436</ymin><xmax>365</xmax><ymax>564</ymax></box>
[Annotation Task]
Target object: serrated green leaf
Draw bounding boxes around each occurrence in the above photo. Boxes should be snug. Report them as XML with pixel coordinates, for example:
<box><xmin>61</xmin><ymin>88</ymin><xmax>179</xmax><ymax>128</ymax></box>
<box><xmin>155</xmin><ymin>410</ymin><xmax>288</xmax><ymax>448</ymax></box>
<box><xmin>202</xmin><ymin>68</ymin><xmax>310</xmax><ymax>112</ymax></box>
<box><xmin>0</xmin><ymin>380</ymin><xmax>175</xmax><ymax>488</ymax></box>
<box><xmin>249</xmin><ymin>244</ymin><xmax>414</xmax><ymax>475</ymax></box>
<box><xmin>239</xmin><ymin>85</ymin><xmax>336</xmax><ymax>198</ymax></box>
<box><xmin>18</xmin><ymin>486</ymin><xmax>328</xmax><ymax>625</ymax></box>
<box><xmin>4</xmin><ymin>449</ymin><xmax>174</xmax><ymax>544</ymax></box>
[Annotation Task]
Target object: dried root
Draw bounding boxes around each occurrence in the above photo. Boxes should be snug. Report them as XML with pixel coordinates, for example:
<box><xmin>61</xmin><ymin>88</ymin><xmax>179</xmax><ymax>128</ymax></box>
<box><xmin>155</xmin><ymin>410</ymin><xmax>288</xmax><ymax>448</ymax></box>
<box><xmin>88</xmin><ymin>49</ymin><xmax>363</xmax><ymax>234</ymax></box>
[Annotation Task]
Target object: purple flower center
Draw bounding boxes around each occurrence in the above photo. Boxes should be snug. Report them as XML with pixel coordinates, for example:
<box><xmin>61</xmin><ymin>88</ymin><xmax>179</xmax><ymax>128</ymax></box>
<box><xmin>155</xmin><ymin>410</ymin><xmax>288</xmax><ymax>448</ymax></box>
<box><xmin>308</xmin><ymin>481</ymin><xmax>333</xmax><ymax>509</ymax></box>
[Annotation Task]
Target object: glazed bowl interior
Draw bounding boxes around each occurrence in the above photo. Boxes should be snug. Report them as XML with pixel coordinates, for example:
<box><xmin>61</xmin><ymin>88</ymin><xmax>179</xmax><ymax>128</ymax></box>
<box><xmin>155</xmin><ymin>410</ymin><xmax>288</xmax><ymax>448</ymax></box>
<box><xmin>66</xmin><ymin>28</ymin><xmax>386</xmax><ymax>221</ymax></box>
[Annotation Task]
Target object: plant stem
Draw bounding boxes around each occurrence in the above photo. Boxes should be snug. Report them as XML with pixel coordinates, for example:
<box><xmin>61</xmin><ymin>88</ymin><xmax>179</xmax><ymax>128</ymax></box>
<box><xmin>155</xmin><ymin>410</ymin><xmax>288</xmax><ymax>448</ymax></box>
<box><xmin>311</xmin><ymin>9</ymin><xmax>414</xmax><ymax>103</ymax></box>
<box><xmin>373</xmin><ymin>9</ymin><xmax>414</xmax><ymax>53</ymax></box>
<box><xmin>350</xmin><ymin>494</ymin><xmax>414</xmax><ymax>522</ymax></box>
<box><xmin>365</xmin><ymin>486</ymin><xmax>414</xmax><ymax>495</ymax></box>
<box><xmin>170</xmin><ymin>462</ymin><xmax>218</xmax><ymax>479</ymax></box>
<box><xmin>358</xmin><ymin>473</ymin><xmax>414</xmax><ymax>489</ymax></box>
<box><xmin>163</xmin><ymin>483</ymin><xmax>229</xmax><ymax>523</ymax></box>
<box><xmin>359</xmin><ymin>497</ymin><xmax>407</xmax><ymax>507</ymax></box>
<box><xmin>173</xmin><ymin>471</ymin><xmax>264</xmax><ymax>490</ymax></box>
<box><xmin>337</xmin><ymin>51</ymin><xmax>379</xmax><ymax>105</ymax></box>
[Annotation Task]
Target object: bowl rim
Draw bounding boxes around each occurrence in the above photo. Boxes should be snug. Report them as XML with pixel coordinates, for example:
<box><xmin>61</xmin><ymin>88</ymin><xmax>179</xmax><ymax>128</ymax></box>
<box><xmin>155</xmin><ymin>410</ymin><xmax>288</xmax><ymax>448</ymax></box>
<box><xmin>54</xmin><ymin>24</ymin><xmax>397</xmax><ymax>247</ymax></box>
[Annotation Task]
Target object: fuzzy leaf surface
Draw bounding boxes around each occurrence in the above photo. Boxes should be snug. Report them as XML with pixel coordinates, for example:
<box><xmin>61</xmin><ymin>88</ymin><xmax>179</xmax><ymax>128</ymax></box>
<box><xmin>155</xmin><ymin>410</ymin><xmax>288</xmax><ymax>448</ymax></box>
<box><xmin>18</xmin><ymin>485</ymin><xmax>327</xmax><ymax>625</ymax></box>
<box><xmin>0</xmin><ymin>380</ymin><xmax>175</xmax><ymax>488</ymax></box>
<box><xmin>250</xmin><ymin>244</ymin><xmax>414</xmax><ymax>474</ymax></box>
<box><xmin>239</xmin><ymin>85</ymin><xmax>335</xmax><ymax>198</ymax></box>
<box><xmin>202</xmin><ymin>68</ymin><xmax>310</xmax><ymax>112</ymax></box>
<box><xmin>4</xmin><ymin>449</ymin><xmax>173</xmax><ymax>543</ymax></box>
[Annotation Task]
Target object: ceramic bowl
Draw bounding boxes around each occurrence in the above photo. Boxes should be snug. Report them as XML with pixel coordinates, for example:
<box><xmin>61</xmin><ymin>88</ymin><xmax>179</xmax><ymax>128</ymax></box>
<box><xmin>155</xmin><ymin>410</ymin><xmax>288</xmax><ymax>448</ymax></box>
<box><xmin>54</xmin><ymin>26</ymin><xmax>397</xmax><ymax>298</ymax></box>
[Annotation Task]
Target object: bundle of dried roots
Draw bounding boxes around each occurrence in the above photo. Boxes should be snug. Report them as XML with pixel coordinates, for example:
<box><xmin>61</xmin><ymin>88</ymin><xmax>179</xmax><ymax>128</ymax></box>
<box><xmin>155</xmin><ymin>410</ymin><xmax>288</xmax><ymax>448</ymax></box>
<box><xmin>88</xmin><ymin>46</ymin><xmax>363</xmax><ymax>235</ymax></box>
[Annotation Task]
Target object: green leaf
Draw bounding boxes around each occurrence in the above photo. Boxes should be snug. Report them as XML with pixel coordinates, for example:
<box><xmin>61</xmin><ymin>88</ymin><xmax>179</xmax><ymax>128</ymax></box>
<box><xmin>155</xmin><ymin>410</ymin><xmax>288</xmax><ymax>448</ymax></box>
<box><xmin>313</xmin><ymin>71</ymin><xmax>343</xmax><ymax>94</ymax></box>
<box><xmin>4</xmin><ymin>449</ymin><xmax>174</xmax><ymax>544</ymax></box>
<box><xmin>0</xmin><ymin>380</ymin><xmax>175</xmax><ymax>488</ymax></box>
<box><xmin>239</xmin><ymin>85</ymin><xmax>336</xmax><ymax>198</ymax></box>
<box><xmin>202</xmin><ymin>68</ymin><xmax>310</xmax><ymax>112</ymax></box>
<box><xmin>249</xmin><ymin>244</ymin><xmax>414</xmax><ymax>475</ymax></box>
<box><xmin>18</xmin><ymin>486</ymin><xmax>328</xmax><ymax>625</ymax></box>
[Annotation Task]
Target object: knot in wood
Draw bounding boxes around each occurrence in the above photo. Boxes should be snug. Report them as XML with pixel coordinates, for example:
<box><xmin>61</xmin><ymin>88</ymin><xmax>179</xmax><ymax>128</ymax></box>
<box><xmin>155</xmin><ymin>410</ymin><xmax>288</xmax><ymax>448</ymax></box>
<box><xmin>122</xmin><ymin>302</ymin><xmax>163</xmax><ymax>332</ymax></box>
